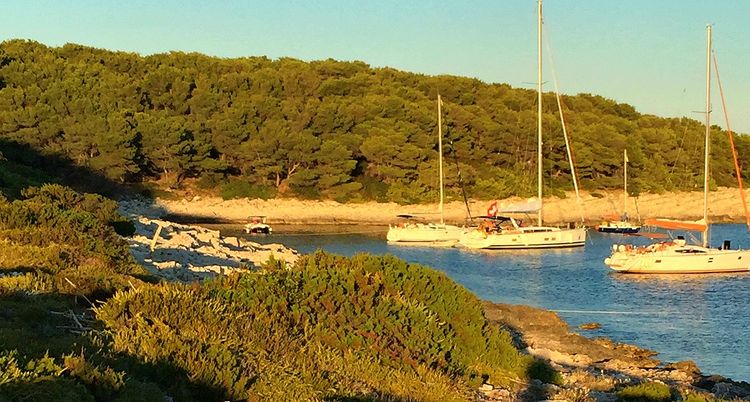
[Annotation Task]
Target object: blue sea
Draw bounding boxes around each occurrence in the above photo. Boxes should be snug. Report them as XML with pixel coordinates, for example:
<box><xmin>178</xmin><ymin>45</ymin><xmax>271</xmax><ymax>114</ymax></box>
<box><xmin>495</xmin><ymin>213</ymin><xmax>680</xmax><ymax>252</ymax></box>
<box><xmin>231</xmin><ymin>224</ymin><xmax>750</xmax><ymax>382</ymax></box>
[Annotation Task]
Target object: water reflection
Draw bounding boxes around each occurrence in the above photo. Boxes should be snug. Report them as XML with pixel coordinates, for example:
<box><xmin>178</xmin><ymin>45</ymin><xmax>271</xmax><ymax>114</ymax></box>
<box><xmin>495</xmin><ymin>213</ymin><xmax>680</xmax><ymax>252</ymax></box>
<box><xmin>614</xmin><ymin>272</ymin><xmax>749</xmax><ymax>284</ymax></box>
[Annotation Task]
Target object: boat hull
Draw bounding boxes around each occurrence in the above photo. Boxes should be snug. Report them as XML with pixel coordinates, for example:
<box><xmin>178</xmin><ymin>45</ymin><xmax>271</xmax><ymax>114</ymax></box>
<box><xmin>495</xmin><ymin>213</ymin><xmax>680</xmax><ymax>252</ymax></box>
<box><xmin>595</xmin><ymin>220</ymin><xmax>640</xmax><ymax>234</ymax></box>
<box><xmin>244</xmin><ymin>224</ymin><xmax>272</xmax><ymax>234</ymax></box>
<box><xmin>596</xmin><ymin>226</ymin><xmax>640</xmax><ymax>234</ymax></box>
<box><xmin>605</xmin><ymin>246</ymin><xmax>750</xmax><ymax>274</ymax></box>
<box><xmin>459</xmin><ymin>227</ymin><xmax>586</xmax><ymax>250</ymax></box>
<box><xmin>386</xmin><ymin>224</ymin><xmax>462</xmax><ymax>246</ymax></box>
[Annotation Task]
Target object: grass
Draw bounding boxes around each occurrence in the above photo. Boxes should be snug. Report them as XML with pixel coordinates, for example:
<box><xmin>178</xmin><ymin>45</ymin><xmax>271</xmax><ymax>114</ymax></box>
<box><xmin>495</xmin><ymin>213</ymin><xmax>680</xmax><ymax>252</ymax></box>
<box><xmin>617</xmin><ymin>382</ymin><xmax>673</xmax><ymax>402</ymax></box>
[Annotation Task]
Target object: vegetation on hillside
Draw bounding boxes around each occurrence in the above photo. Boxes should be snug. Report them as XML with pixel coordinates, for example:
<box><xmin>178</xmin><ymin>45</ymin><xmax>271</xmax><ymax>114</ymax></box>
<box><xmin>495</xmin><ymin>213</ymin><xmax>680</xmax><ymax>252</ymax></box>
<box><xmin>2</xmin><ymin>39</ymin><xmax>748</xmax><ymax>203</ymax></box>
<box><xmin>97</xmin><ymin>252</ymin><xmax>557</xmax><ymax>401</ymax></box>
<box><xmin>0</xmin><ymin>156</ymin><xmax>552</xmax><ymax>400</ymax></box>
<box><xmin>0</xmin><ymin>183</ymin><xmax>556</xmax><ymax>400</ymax></box>
<box><xmin>0</xmin><ymin>39</ymin><xmax>743</xmax><ymax>401</ymax></box>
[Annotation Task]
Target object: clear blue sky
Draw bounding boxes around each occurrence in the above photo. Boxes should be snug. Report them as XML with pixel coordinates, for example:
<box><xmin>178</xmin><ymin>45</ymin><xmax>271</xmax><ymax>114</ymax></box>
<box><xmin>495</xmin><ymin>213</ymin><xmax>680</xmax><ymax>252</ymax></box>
<box><xmin>3</xmin><ymin>0</ymin><xmax>750</xmax><ymax>132</ymax></box>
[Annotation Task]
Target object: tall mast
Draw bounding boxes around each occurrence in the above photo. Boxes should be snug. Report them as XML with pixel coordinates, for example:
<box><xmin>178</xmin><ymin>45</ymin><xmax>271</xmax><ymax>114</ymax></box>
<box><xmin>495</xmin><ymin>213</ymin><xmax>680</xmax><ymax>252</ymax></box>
<box><xmin>438</xmin><ymin>94</ymin><xmax>445</xmax><ymax>225</ymax></box>
<box><xmin>536</xmin><ymin>0</ymin><xmax>543</xmax><ymax>226</ymax></box>
<box><xmin>703</xmin><ymin>25</ymin><xmax>712</xmax><ymax>247</ymax></box>
<box><xmin>623</xmin><ymin>149</ymin><xmax>628</xmax><ymax>217</ymax></box>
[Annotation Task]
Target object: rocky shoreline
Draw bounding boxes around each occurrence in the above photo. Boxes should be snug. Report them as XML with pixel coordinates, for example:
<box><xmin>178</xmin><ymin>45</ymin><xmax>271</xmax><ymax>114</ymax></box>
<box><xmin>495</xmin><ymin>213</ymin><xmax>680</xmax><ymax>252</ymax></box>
<box><xmin>117</xmin><ymin>197</ymin><xmax>750</xmax><ymax>401</ymax></box>
<box><xmin>482</xmin><ymin>303</ymin><xmax>750</xmax><ymax>401</ymax></box>
<box><xmin>118</xmin><ymin>198</ymin><xmax>298</xmax><ymax>282</ymax></box>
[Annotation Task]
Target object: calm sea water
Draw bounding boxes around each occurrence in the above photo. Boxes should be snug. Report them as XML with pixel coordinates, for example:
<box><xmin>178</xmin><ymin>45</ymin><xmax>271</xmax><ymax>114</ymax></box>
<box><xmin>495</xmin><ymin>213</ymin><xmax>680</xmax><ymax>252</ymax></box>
<box><xmin>228</xmin><ymin>224</ymin><xmax>750</xmax><ymax>382</ymax></box>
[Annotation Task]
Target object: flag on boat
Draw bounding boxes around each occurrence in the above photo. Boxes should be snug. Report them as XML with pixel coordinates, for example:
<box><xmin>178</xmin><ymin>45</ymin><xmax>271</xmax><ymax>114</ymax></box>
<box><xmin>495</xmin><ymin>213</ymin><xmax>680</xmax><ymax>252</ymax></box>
<box><xmin>487</xmin><ymin>201</ymin><xmax>498</xmax><ymax>217</ymax></box>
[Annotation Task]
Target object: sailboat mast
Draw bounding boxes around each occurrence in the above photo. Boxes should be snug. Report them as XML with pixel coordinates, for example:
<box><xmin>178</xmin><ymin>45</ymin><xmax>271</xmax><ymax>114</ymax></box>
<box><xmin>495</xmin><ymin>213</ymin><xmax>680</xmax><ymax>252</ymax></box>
<box><xmin>623</xmin><ymin>149</ymin><xmax>628</xmax><ymax>217</ymax></box>
<box><xmin>438</xmin><ymin>94</ymin><xmax>445</xmax><ymax>225</ymax></box>
<box><xmin>537</xmin><ymin>0</ymin><xmax>543</xmax><ymax>226</ymax></box>
<box><xmin>703</xmin><ymin>24</ymin><xmax>712</xmax><ymax>247</ymax></box>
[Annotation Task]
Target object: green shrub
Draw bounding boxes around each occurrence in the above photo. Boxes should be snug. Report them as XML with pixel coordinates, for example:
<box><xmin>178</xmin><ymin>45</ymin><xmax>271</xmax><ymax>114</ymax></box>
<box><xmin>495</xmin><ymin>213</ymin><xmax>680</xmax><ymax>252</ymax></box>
<box><xmin>681</xmin><ymin>392</ymin><xmax>716</xmax><ymax>402</ymax></box>
<box><xmin>96</xmin><ymin>252</ymin><xmax>552</xmax><ymax>401</ymax></box>
<box><xmin>195</xmin><ymin>173</ymin><xmax>224</xmax><ymax>190</ymax></box>
<box><xmin>220</xmin><ymin>179</ymin><xmax>276</xmax><ymax>200</ymax></box>
<box><xmin>325</xmin><ymin>182</ymin><xmax>364</xmax><ymax>203</ymax></box>
<box><xmin>0</xmin><ymin>184</ymin><xmax>146</xmax><ymax>278</ymax></box>
<box><xmin>114</xmin><ymin>380</ymin><xmax>167</xmax><ymax>402</ymax></box>
<box><xmin>0</xmin><ymin>351</ymin><xmax>95</xmax><ymax>402</ymax></box>
<box><xmin>385</xmin><ymin>182</ymin><xmax>428</xmax><ymax>204</ymax></box>
<box><xmin>290</xmin><ymin>185</ymin><xmax>321</xmax><ymax>200</ymax></box>
<box><xmin>111</xmin><ymin>219</ymin><xmax>136</xmax><ymax>237</ymax></box>
<box><xmin>617</xmin><ymin>381</ymin><xmax>672</xmax><ymax>402</ymax></box>
<box><xmin>137</xmin><ymin>182</ymin><xmax>179</xmax><ymax>200</ymax></box>
<box><xmin>356</xmin><ymin>176</ymin><xmax>389</xmax><ymax>202</ymax></box>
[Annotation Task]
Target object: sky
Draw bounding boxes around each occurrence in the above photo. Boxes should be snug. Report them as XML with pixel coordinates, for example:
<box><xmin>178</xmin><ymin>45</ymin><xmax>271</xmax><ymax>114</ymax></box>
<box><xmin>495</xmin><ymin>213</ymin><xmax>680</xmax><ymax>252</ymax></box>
<box><xmin>3</xmin><ymin>0</ymin><xmax>750</xmax><ymax>132</ymax></box>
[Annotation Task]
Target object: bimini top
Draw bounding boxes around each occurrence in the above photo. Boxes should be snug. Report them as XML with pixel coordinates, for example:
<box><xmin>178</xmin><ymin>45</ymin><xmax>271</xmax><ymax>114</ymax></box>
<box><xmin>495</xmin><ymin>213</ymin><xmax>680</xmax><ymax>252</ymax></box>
<box><xmin>499</xmin><ymin>199</ymin><xmax>541</xmax><ymax>214</ymax></box>
<box><xmin>477</xmin><ymin>215</ymin><xmax>512</xmax><ymax>222</ymax></box>
<box><xmin>644</xmin><ymin>218</ymin><xmax>707</xmax><ymax>232</ymax></box>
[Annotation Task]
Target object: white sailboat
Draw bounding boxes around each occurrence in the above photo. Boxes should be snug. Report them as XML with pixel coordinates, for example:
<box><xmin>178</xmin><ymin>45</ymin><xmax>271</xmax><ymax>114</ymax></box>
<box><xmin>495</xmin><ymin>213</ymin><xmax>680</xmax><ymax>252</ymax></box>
<box><xmin>459</xmin><ymin>0</ymin><xmax>586</xmax><ymax>250</ymax></box>
<box><xmin>604</xmin><ymin>25</ymin><xmax>750</xmax><ymax>274</ymax></box>
<box><xmin>386</xmin><ymin>94</ymin><xmax>463</xmax><ymax>246</ymax></box>
<box><xmin>596</xmin><ymin>149</ymin><xmax>641</xmax><ymax>234</ymax></box>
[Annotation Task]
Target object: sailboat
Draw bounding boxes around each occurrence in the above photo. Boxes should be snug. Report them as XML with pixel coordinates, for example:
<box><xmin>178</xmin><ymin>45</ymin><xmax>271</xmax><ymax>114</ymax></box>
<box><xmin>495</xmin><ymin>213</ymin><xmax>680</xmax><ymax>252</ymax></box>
<box><xmin>595</xmin><ymin>149</ymin><xmax>641</xmax><ymax>234</ymax></box>
<box><xmin>604</xmin><ymin>25</ymin><xmax>750</xmax><ymax>274</ymax></box>
<box><xmin>386</xmin><ymin>94</ymin><xmax>463</xmax><ymax>246</ymax></box>
<box><xmin>459</xmin><ymin>0</ymin><xmax>586</xmax><ymax>250</ymax></box>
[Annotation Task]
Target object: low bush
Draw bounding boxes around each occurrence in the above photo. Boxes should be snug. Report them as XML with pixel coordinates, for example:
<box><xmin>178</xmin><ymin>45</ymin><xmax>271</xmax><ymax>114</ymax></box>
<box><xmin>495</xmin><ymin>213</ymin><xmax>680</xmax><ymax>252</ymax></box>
<box><xmin>0</xmin><ymin>184</ymin><xmax>146</xmax><ymax>280</ymax></box>
<box><xmin>96</xmin><ymin>251</ymin><xmax>555</xmax><ymax>401</ymax></box>
<box><xmin>220</xmin><ymin>179</ymin><xmax>276</xmax><ymax>200</ymax></box>
<box><xmin>617</xmin><ymin>381</ymin><xmax>673</xmax><ymax>402</ymax></box>
<box><xmin>0</xmin><ymin>182</ymin><xmax>553</xmax><ymax>401</ymax></box>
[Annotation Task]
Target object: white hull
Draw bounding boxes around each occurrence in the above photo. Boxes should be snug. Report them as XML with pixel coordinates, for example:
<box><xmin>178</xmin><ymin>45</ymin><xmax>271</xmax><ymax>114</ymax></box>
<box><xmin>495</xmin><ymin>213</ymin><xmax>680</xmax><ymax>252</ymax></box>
<box><xmin>244</xmin><ymin>223</ymin><xmax>272</xmax><ymax>234</ymax></box>
<box><xmin>386</xmin><ymin>223</ymin><xmax>462</xmax><ymax>246</ymax></box>
<box><xmin>605</xmin><ymin>243</ymin><xmax>750</xmax><ymax>274</ymax></box>
<box><xmin>459</xmin><ymin>226</ymin><xmax>586</xmax><ymax>250</ymax></box>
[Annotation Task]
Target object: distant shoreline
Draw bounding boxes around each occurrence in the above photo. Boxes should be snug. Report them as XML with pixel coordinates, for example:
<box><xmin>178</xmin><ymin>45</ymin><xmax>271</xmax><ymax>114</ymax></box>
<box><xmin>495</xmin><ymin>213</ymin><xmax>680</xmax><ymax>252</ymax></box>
<box><xmin>151</xmin><ymin>187</ymin><xmax>750</xmax><ymax>226</ymax></box>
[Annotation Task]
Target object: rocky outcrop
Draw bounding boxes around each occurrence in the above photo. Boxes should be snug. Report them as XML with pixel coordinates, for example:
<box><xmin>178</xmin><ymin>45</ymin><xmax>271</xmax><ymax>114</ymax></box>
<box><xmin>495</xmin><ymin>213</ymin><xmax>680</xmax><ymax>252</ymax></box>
<box><xmin>481</xmin><ymin>302</ymin><xmax>750</xmax><ymax>401</ymax></box>
<box><xmin>119</xmin><ymin>198</ymin><xmax>299</xmax><ymax>283</ymax></box>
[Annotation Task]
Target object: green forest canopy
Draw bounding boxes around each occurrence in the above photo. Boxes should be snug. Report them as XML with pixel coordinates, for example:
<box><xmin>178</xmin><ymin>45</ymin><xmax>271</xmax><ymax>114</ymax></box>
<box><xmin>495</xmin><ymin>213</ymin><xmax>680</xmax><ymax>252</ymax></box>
<box><xmin>1</xmin><ymin>39</ymin><xmax>748</xmax><ymax>203</ymax></box>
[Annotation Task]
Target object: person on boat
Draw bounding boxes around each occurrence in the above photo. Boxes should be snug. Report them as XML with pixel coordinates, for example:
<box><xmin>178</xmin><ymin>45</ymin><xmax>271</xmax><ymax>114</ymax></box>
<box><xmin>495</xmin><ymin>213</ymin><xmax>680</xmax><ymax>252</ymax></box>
<box><xmin>621</xmin><ymin>211</ymin><xmax>629</xmax><ymax>222</ymax></box>
<box><xmin>484</xmin><ymin>221</ymin><xmax>494</xmax><ymax>234</ymax></box>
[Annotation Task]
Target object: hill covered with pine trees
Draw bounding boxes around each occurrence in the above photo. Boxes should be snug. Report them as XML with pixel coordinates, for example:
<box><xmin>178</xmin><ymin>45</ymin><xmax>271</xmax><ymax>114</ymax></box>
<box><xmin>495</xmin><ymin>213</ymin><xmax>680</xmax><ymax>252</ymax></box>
<box><xmin>2</xmin><ymin>39</ymin><xmax>748</xmax><ymax>204</ymax></box>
